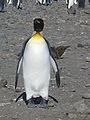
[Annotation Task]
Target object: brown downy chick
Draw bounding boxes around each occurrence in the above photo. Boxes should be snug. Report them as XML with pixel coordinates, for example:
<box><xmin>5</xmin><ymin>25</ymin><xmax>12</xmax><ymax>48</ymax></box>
<box><xmin>51</xmin><ymin>44</ymin><xmax>70</xmax><ymax>59</ymax></box>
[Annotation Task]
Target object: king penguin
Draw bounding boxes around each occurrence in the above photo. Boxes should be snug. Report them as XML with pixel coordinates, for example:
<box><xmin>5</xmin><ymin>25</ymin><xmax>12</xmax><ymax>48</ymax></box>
<box><xmin>15</xmin><ymin>18</ymin><xmax>60</xmax><ymax>108</ymax></box>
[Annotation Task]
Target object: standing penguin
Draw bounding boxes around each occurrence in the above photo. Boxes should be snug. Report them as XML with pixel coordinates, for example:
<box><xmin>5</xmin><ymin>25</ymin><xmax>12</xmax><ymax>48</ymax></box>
<box><xmin>78</xmin><ymin>0</ymin><xmax>85</xmax><ymax>8</ymax></box>
<box><xmin>36</xmin><ymin>0</ymin><xmax>53</xmax><ymax>5</ymax></box>
<box><xmin>13</xmin><ymin>0</ymin><xmax>22</xmax><ymax>9</ymax></box>
<box><xmin>0</xmin><ymin>0</ymin><xmax>6</xmax><ymax>12</ymax></box>
<box><xmin>15</xmin><ymin>18</ymin><xmax>60</xmax><ymax>108</ymax></box>
<box><xmin>66</xmin><ymin>0</ymin><xmax>77</xmax><ymax>9</ymax></box>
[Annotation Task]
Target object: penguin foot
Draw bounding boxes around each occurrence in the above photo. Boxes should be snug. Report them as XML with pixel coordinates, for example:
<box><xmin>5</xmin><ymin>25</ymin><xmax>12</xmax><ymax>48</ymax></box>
<box><xmin>16</xmin><ymin>93</ymin><xmax>58</xmax><ymax>108</ymax></box>
<box><xmin>36</xmin><ymin>1</ymin><xmax>42</xmax><ymax>5</ymax></box>
<box><xmin>0</xmin><ymin>9</ymin><xmax>5</xmax><ymax>13</ymax></box>
<box><xmin>39</xmin><ymin>98</ymin><xmax>55</xmax><ymax>108</ymax></box>
<box><xmin>39</xmin><ymin>98</ymin><xmax>49</xmax><ymax>109</ymax></box>
<box><xmin>67</xmin><ymin>7</ymin><xmax>76</xmax><ymax>15</ymax></box>
<box><xmin>17</xmin><ymin>6</ymin><xmax>22</xmax><ymax>9</ymax></box>
<box><xmin>27</xmin><ymin>96</ymin><xmax>42</xmax><ymax>108</ymax></box>
<box><xmin>27</xmin><ymin>98</ymin><xmax>38</xmax><ymax>108</ymax></box>
<box><xmin>27</xmin><ymin>97</ymin><xmax>49</xmax><ymax>109</ymax></box>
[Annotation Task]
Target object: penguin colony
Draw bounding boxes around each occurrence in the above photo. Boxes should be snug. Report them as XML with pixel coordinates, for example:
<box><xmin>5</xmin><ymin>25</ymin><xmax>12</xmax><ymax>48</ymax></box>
<box><xmin>0</xmin><ymin>0</ymin><xmax>90</xmax><ymax>12</ymax></box>
<box><xmin>15</xmin><ymin>18</ymin><xmax>60</xmax><ymax>108</ymax></box>
<box><xmin>66</xmin><ymin>0</ymin><xmax>90</xmax><ymax>9</ymax></box>
<box><xmin>0</xmin><ymin>0</ymin><xmax>22</xmax><ymax>12</ymax></box>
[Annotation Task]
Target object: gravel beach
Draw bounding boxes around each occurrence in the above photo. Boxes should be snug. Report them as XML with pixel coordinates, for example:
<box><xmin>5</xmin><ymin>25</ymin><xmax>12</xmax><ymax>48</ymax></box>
<box><xmin>0</xmin><ymin>0</ymin><xmax>90</xmax><ymax>120</ymax></box>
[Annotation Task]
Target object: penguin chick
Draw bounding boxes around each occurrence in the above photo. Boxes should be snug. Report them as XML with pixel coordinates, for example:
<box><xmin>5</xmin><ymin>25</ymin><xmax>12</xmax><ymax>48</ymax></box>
<box><xmin>51</xmin><ymin>45</ymin><xmax>70</xmax><ymax>59</ymax></box>
<box><xmin>15</xmin><ymin>18</ymin><xmax>60</xmax><ymax>108</ymax></box>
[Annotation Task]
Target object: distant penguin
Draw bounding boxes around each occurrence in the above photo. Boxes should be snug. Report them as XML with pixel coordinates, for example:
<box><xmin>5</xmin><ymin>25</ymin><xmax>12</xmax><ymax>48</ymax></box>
<box><xmin>78</xmin><ymin>0</ymin><xmax>85</xmax><ymax>8</ymax></box>
<box><xmin>66</xmin><ymin>0</ymin><xmax>77</xmax><ymax>9</ymax></box>
<box><xmin>13</xmin><ymin>0</ymin><xmax>22</xmax><ymax>9</ymax></box>
<box><xmin>7</xmin><ymin>0</ymin><xmax>12</xmax><ymax>4</ymax></box>
<box><xmin>15</xmin><ymin>18</ymin><xmax>60</xmax><ymax>108</ymax></box>
<box><xmin>7</xmin><ymin>0</ymin><xmax>22</xmax><ymax>9</ymax></box>
<box><xmin>36</xmin><ymin>0</ymin><xmax>53</xmax><ymax>5</ymax></box>
<box><xmin>89</xmin><ymin>0</ymin><xmax>90</xmax><ymax>5</ymax></box>
<box><xmin>0</xmin><ymin>0</ymin><xmax>6</xmax><ymax>12</ymax></box>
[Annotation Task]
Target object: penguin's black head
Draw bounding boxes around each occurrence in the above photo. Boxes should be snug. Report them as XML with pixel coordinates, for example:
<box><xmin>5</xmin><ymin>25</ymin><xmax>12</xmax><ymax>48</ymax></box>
<box><xmin>33</xmin><ymin>18</ymin><xmax>44</xmax><ymax>32</ymax></box>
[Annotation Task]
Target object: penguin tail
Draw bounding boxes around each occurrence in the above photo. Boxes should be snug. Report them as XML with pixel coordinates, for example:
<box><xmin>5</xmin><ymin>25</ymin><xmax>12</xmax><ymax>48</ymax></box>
<box><xmin>15</xmin><ymin>92</ymin><xmax>28</xmax><ymax>105</ymax></box>
<box><xmin>15</xmin><ymin>92</ymin><xmax>25</xmax><ymax>102</ymax></box>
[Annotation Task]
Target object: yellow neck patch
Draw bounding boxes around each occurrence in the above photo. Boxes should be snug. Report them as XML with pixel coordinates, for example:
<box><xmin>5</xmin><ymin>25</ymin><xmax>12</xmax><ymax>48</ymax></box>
<box><xmin>27</xmin><ymin>32</ymin><xmax>46</xmax><ymax>46</ymax></box>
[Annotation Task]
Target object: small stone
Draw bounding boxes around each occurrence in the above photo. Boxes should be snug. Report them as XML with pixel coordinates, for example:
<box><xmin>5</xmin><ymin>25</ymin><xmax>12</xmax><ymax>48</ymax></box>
<box><xmin>84</xmin><ymin>9</ymin><xmax>90</xmax><ymax>14</ymax></box>
<box><xmin>11</xmin><ymin>115</ymin><xmax>18</xmax><ymax>120</ymax></box>
<box><xmin>0</xmin><ymin>102</ymin><xmax>11</xmax><ymax>107</ymax></box>
<box><xmin>82</xmin><ymin>93</ymin><xmax>90</xmax><ymax>99</ymax></box>
<box><xmin>0</xmin><ymin>77</ymin><xmax>7</xmax><ymax>88</ymax></box>
<box><xmin>85</xmin><ymin>84</ymin><xmax>90</xmax><ymax>87</ymax></box>
<box><xmin>71</xmin><ymin>89</ymin><xmax>76</xmax><ymax>92</ymax></box>
<box><xmin>77</xmin><ymin>43</ymin><xmax>84</xmax><ymax>48</ymax></box>
<box><xmin>86</xmin><ymin>57</ymin><xmax>90</xmax><ymax>62</ymax></box>
<box><xmin>67</xmin><ymin>72</ymin><xmax>71</xmax><ymax>77</ymax></box>
<box><xmin>58</xmin><ymin>118</ymin><xmax>62</xmax><ymax>120</ymax></box>
<box><xmin>68</xmin><ymin>113</ymin><xmax>77</xmax><ymax>119</ymax></box>
<box><xmin>81</xmin><ymin>66</ymin><xmax>88</xmax><ymax>70</ymax></box>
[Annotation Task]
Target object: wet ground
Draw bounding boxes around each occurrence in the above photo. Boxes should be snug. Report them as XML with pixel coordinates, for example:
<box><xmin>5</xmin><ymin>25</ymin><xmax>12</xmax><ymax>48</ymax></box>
<box><xmin>0</xmin><ymin>0</ymin><xmax>90</xmax><ymax>120</ymax></box>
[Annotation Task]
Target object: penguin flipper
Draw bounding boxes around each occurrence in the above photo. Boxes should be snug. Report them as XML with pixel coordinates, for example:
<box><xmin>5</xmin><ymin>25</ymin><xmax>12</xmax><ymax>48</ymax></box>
<box><xmin>44</xmin><ymin>38</ymin><xmax>60</xmax><ymax>87</ymax></box>
<box><xmin>50</xmin><ymin>56</ymin><xmax>60</xmax><ymax>87</ymax></box>
<box><xmin>15</xmin><ymin>36</ymin><xmax>31</xmax><ymax>89</ymax></box>
<box><xmin>55</xmin><ymin>70</ymin><xmax>60</xmax><ymax>88</ymax></box>
<box><xmin>44</xmin><ymin>38</ymin><xmax>57</xmax><ymax>59</ymax></box>
<box><xmin>15</xmin><ymin>56</ymin><xmax>23</xmax><ymax>89</ymax></box>
<box><xmin>50</xmin><ymin>47</ymin><xmax>57</xmax><ymax>58</ymax></box>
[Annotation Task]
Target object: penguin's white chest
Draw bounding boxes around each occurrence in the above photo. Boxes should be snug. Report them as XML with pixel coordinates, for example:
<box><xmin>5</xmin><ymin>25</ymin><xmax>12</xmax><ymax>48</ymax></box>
<box><xmin>23</xmin><ymin>35</ymin><xmax>50</xmax><ymax>100</ymax></box>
